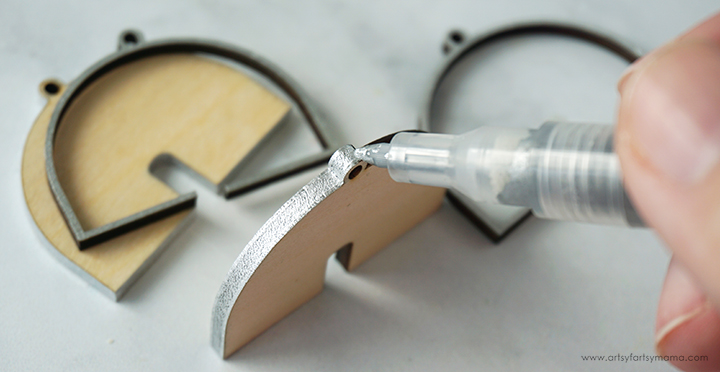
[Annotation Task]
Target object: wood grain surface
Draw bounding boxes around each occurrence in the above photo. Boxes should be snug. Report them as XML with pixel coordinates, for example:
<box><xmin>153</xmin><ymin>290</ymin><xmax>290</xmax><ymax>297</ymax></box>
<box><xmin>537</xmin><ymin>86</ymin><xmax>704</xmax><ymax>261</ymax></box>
<box><xmin>54</xmin><ymin>54</ymin><xmax>290</xmax><ymax>230</ymax></box>
<box><xmin>22</xmin><ymin>53</ymin><xmax>289</xmax><ymax>298</ymax></box>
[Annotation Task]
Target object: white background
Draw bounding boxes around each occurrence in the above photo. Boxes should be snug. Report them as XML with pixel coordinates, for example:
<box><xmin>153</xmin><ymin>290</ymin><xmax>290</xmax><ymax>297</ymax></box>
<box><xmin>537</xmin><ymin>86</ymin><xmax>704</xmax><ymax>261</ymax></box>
<box><xmin>2</xmin><ymin>1</ymin><xmax>720</xmax><ymax>371</ymax></box>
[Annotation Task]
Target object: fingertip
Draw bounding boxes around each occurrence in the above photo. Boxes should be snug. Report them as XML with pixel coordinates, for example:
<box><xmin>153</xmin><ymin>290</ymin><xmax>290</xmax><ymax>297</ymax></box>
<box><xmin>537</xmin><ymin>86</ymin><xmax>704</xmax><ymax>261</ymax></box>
<box><xmin>656</xmin><ymin>304</ymin><xmax>720</xmax><ymax>372</ymax></box>
<box><xmin>679</xmin><ymin>12</ymin><xmax>720</xmax><ymax>45</ymax></box>
<box><xmin>656</xmin><ymin>259</ymin><xmax>708</xmax><ymax>330</ymax></box>
<box><xmin>615</xmin><ymin>37</ymin><xmax>720</xmax><ymax>304</ymax></box>
<box><xmin>619</xmin><ymin>10</ymin><xmax>720</xmax><ymax>103</ymax></box>
<box><xmin>656</xmin><ymin>259</ymin><xmax>720</xmax><ymax>371</ymax></box>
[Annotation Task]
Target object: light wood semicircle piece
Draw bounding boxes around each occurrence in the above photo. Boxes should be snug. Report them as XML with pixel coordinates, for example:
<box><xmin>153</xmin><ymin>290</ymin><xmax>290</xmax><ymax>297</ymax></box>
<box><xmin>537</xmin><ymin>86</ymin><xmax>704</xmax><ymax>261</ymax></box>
<box><xmin>211</xmin><ymin>141</ymin><xmax>447</xmax><ymax>358</ymax></box>
<box><xmin>53</xmin><ymin>53</ymin><xmax>290</xmax><ymax>233</ymax></box>
<box><xmin>22</xmin><ymin>52</ymin><xmax>290</xmax><ymax>299</ymax></box>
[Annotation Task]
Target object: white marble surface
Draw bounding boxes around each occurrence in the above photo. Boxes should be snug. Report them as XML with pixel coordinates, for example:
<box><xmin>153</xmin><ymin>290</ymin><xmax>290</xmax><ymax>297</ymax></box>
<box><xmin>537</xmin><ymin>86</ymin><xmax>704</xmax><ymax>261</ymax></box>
<box><xmin>1</xmin><ymin>1</ymin><xmax>719</xmax><ymax>371</ymax></box>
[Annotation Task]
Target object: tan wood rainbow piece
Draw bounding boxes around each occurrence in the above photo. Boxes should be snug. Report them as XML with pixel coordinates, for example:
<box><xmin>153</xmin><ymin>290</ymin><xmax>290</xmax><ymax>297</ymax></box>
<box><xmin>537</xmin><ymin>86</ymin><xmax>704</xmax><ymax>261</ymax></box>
<box><xmin>22</xmin><ymin>47</ymin><xmax>290</xmax><ymax>300</ymax></box>
<box><xmin>211</xmin><ymin>139</ymin><xmax>447</xmax><ymax>358</ymax></box>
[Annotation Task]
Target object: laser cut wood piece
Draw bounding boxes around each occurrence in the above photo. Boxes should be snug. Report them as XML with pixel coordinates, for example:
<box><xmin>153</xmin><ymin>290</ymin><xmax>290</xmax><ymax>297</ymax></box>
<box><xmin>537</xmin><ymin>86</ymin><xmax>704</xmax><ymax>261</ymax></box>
<box><xmin>22</xmin><ymin>51</ymin><xmax>290</xmax><ymax>299</ymax></box>
<box><xmin>53</xmin><ymin>53</ymin><xmax>290</xmax><ymax>248</ymax></box>
<box><xmin>43</xmin><ymin>30</ymin><xmax>343</xmax><ymax>250</ymax></box>
<box><xmin>211</xmin><ymin>141</ymin><xmax>447</xmax><ymax>358</ymax></box>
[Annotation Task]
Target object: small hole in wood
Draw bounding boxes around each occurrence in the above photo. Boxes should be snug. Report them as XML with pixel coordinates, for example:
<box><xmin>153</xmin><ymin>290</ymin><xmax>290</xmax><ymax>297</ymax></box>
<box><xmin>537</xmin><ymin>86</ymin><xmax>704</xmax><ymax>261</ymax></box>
<box><xmin>348</xmin><ymin>165</ymin><xmax>362</xmax><ymax>180</ymax></box>
<box><xmin>44</xmin><ymin>82</ymin><xmax>59</xmax><ymax>95</ymax></box>
<box><xmin>450</xmin><ymin>31</ymin><xmax>464</xmax><ymax>44</ymax></box>
<box><xmin>123</xmin><ymin>32</ymin><xmax>138</xmax><ymax>44</ymax></box>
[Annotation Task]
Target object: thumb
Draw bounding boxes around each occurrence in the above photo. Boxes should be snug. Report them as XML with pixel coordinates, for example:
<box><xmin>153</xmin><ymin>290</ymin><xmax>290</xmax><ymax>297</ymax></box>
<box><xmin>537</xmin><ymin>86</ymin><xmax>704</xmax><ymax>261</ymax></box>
<box><xmin>616</xmin><ymin>12</ymin><xmax>720</xmax><ymax>371</ymax></box>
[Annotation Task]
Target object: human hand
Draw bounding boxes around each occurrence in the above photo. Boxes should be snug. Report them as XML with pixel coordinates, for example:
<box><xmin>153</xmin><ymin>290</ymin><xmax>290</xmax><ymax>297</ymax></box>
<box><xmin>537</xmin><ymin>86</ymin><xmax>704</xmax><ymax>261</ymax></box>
<box><xmin>616</xmin><ymin>12</ymin><xmax>720</xmax><ymax>372</ymax></box>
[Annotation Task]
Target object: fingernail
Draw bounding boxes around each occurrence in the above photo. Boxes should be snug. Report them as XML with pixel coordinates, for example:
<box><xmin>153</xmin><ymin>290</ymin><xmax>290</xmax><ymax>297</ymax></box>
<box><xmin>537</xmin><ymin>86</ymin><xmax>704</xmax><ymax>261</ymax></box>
<box><xmin>656</xmin><ymin>304</ymin><xmax>708</xmax><ymax>356</ymax></box>
<box><xmin>655</xmin><ymin>302</ymin><xmax>720</xmax><ymax>372</ymax></box>
<box><xmin>655</xmin><ymin>259</ymin><xmax>710</xmax><ymax>357</ymax></box>
<box><xmin>620</xmin><ymin>42</ymin><xmax>720</xmax><ymax>184</ymax></box>
<box><xmin>617</xmin><ymin>64</ymin><xmax>637</xmax><ymax>93</ymax></box>
<box><xmin>617</xmin><ymin>48</ymin><xmax>663</xmax><ymax>93</ymax></box>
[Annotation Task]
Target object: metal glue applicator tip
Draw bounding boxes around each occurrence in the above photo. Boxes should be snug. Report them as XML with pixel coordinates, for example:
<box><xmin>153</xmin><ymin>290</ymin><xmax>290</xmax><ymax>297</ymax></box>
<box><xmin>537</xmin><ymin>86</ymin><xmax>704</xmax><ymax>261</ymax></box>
<box><xmin>355</xmin><ymin>143</ymin><xmax>391</xmax><ymax>168</ymax></box>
